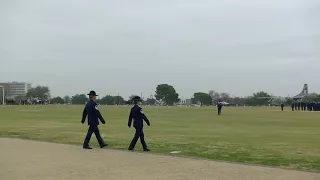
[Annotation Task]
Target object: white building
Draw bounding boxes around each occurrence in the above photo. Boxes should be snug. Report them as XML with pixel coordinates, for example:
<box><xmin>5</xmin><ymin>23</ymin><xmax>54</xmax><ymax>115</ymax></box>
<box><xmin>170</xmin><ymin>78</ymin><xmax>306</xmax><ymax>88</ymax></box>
<box><xmin>0</xmin><ymin>82</ymin><xmax>32</xmax><ymax>100</ymax></box>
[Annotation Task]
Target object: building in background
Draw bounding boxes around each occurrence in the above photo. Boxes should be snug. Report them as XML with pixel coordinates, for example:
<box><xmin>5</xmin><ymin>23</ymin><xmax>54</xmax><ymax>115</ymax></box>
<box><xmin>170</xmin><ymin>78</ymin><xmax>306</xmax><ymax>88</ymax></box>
<box><xmin>0</xmin><ymin>82</ymin><xmax>32</xmax><ymax>100</ymax></box>
<box><xmin>186</xmin><ymin>99</ymin><xmax>192</xmax><ymax>105</ymax></box>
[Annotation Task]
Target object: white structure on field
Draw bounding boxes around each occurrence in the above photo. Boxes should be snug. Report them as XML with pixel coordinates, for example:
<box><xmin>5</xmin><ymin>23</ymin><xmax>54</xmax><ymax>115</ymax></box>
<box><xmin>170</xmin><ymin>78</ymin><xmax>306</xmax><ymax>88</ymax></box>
<box><xmin>0</xmin><ymin>85</ymin><xmax>4</xmax><ymax>105</ymax></box>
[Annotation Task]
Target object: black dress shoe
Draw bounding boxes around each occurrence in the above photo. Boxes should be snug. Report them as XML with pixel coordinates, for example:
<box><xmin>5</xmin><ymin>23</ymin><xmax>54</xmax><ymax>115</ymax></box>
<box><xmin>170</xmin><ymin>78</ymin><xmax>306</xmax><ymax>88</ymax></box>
<box><xmin>100</xmin><ymin>144</ymin><xmax>108</xmax><ymax>148</ymax></box>
<box><xmin>83</xmin><ymin>146</ymin><xmax>93</xmax><ymax>149</ymax></box>
<box><xmin>143</xmin><ymin>148</ymin><xmax>150</xmax><ymax>152</ymax></box>
<box><xmin>128</xmin><ymin>147</ymin><xmax>134</xmax><ymax>151</ymax></box>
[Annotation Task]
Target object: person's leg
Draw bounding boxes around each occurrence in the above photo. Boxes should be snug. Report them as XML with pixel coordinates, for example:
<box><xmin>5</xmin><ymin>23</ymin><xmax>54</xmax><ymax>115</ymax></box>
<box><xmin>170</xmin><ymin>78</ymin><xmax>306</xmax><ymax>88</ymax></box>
<box><xmin>139</xmin><ymin>129</ymin><xmax>149</xmax><ymax>151</ymax></box>
<box><xmin>83</xmin><ymin>126</ymin><xmax>94</xmax><ymax>148</ymax></box>
<box><xmin>93</xmin><ymin>126</ymin><xmax>106</xmax><ymax>147</ymax></box>
<box><xmin>128</xmin><ymin>128</ymin><xmax>140</xmax><ymax>150</ymax></box>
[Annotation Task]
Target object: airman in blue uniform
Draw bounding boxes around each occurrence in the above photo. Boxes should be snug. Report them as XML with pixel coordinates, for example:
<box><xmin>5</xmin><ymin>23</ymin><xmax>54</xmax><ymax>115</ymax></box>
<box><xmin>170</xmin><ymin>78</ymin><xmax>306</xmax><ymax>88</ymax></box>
<box><xmin>217</xmin><ymin>101</ymin><xmax>223</xmax><ymax>115</ymax></box>
<box><xmin>81</xmin><ymin>91</ymin><xmax>108</xmax><ymax>149</ymax></box>
<box><xmin>291</xmin><ymin>102</ymin><xmax>295</xmax><ymax>111</ymax></box>
<box><xmin>128</xmin><ymin>96</ymin><xmax>151</xmax><ymax>151</ymax></box>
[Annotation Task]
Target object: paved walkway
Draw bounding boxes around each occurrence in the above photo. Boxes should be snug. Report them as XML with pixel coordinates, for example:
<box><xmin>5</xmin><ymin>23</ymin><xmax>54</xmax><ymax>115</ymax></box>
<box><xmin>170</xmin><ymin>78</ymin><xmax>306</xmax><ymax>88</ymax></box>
<box><xmin>0</xmin><ymin>138</ymin><xmax>319</xmax><ymax>180</ymax></box>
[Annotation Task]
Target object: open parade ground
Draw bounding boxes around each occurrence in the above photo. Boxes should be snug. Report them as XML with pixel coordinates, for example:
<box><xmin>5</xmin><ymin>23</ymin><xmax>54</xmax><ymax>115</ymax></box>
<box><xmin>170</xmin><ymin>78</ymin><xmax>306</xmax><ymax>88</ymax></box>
<box><xmin>0</xmin><ymin>105</ymin><xmax>319</xmax><ymax>179</ymax></box>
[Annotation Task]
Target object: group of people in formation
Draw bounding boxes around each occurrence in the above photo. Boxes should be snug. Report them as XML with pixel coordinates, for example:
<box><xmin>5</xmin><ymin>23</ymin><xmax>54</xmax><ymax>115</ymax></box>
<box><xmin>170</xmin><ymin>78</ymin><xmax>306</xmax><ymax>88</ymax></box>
<box><xmin>81</xmin><ymin>91</ymin><xmax>150</xmax><ymax>151</ymax></box>
<box><xmin>290</xmin><ymin>101</ymin><xmax>320</xmax><ymax>111</ymax></box>
<box><xmin>80</xmin><ymin>91</ymin><xmax>226</xmax><ymax>150</ymax></box>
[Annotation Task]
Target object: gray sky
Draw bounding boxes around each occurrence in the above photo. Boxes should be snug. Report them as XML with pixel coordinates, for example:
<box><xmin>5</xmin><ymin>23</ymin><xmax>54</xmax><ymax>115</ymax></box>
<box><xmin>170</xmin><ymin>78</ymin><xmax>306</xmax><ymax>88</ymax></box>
<box><xmin>1</xmin><ymin>0</ymin><xmax>319</xmax><ymax>99</ymax></box>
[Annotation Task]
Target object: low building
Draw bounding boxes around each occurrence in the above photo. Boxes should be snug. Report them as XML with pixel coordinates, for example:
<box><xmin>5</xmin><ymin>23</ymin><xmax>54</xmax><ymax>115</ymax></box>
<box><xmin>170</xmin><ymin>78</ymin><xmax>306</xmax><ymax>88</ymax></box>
<box><xmin>186</xmin><ymin>99</ymin><xmax>192</xmax><ymax>105</ymax></box>
<box><xmin>0</xmin><ymin>82</ymin><xmax>32</xmax><ymax>100</ymax></box>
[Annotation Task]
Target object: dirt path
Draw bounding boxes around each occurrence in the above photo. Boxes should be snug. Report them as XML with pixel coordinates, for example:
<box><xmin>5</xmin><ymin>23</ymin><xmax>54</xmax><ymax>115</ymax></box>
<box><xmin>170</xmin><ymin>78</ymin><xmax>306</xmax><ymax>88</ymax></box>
<box><xmin>0</xmin><ymin>138</ymin><xmax>319</xmax><ymax>180</ymax></box>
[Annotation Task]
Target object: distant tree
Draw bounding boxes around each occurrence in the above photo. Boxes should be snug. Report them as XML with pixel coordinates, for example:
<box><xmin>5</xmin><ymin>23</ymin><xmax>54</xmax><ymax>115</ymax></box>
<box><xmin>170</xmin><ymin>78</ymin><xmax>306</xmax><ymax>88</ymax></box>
<box><xmin>253</xmin><ymin>91</ymin><xmax>271</xmax><ymax>98</ymax></box>
<box><xmin>114</xmin><ymin>95</ymin><xmax>124</xmax><ymax>105</ymax></box>
<box><xmin>191</xmin><ymin>97</ymin><xmax>196</xmax><ymax>104</ymax></box>
<box><xmin>193</xmin><ymin>92</ymin><xmax>212</xmax><ymax>106</ymax></box>
<box><xmin>6</xmin><ymin>99</ymin><xmax>16</xmax><ymax>105</ymax></box>
<box><xmin>145</xmin><ymin>98</ymin><xmax>156</xmax><ymax>105</ymax></box>
<box><xmin>220</xmin><ymin>92</ymin><xmax>231</xmax><ymax>102</ymax></box>
<box><xmin>100</xmin><ymin>95</ymin><xmax>114</xmax><ymax>105</ymax></box>
<box><xmin>14</xmin><ymin>95</ymin><xmax>26</xmax><ymax>102</ymax></box>
<box><xmin>230</xmin><ymin>97</ymin><xmax>246</xmax><ymax>105</ymax></box>
<box><xmin>26</xmin><ymin>86</ymin><xmax>50</xmax><ymax>100</ymax></box>
<box><xmin>243</xmin><ymin>91</ymin><xmax>271</xmax><ymax>106</ymax></box>
<box><xmin>208</xmin><ymin>91</ymin><xmax>231</xmax><ymax>104</ymax></box>
<box><xmin>50</xmin><ymin>96</ymin><xmax>64</xmax><ymax>104</ymax></box>
<box><xmin>98</xmin><ymin>95</ymin><xmax>124</xmax><ymax>105</ymax></box>
<box><xmin>124</xmin><ymin>100</ymin><xmax>132</xmax><ymax>105</ymax></box>
<box><xmin>208</xmin><ymin>90</ymin><xmax>220</xmax><ymax>101</ymax></box>
<box><xmin>155</xmin><ymin>84</ymin><xmax>179</xmax><ymax>105</ymax></box>
<box><xmin>63</xmin><ymin>95</ymin><xmax>71</xmax><ymax>104</ymax></box>
<box><xmin>243</xmin><ymin>96</ymin><xmax>257</xmax><ymax>106</ymax></box>
<box><xmin>71</xmin><ymin>94</ymin><xmax>87</xmax><ymax>104</ymax></box>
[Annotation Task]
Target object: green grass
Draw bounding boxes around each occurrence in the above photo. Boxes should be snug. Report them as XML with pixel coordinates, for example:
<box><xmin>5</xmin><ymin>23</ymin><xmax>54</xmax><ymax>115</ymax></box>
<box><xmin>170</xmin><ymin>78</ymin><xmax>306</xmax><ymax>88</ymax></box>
<box><xmin>0</xmin><ymin>105</ymin><xmax>319</xmax><ymax>171</ymax></box>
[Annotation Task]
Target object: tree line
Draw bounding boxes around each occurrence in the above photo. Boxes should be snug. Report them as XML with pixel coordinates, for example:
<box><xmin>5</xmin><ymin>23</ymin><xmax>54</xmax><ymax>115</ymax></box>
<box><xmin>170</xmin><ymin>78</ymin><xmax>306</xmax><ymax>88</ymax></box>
<box><xmin>10</xmin><ymin>84</ymin><xmax>320</xmax><ymax>106</ymax></box>
<box><xmin>45</xmin><ymin>84</ymin><xmax>180</xmax><ymax>105</ymax></box>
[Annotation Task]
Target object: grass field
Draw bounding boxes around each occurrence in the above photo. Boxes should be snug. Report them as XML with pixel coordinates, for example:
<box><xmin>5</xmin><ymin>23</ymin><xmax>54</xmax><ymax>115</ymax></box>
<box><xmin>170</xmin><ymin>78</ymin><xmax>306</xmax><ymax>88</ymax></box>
<box><xmin>0</xmin><ymin>105</ymin><xmax>319</xmax><ymax>171</ymax></box>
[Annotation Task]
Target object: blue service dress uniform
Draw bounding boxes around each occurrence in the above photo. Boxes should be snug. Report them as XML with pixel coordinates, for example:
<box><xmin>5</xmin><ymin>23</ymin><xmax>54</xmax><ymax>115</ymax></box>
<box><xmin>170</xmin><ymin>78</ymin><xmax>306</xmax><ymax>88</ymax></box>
<box><xmin>217</xmin><ymin>102</ymin><xmax>223</xmax><ymax>115</ymax></box>
<box><xmin>128</xmin><ymin>104</ymin><xmax>150</xmax><ymax>150</ymax></box>
<box><xmin>291</xmin><ymin>102</ymin><xmax>295</xmax><ymax>111</ymax></box>
<box><xmin>81</xmin><ymin>99</ymin><xmax>106</xmax><ymax>148</ymax></box>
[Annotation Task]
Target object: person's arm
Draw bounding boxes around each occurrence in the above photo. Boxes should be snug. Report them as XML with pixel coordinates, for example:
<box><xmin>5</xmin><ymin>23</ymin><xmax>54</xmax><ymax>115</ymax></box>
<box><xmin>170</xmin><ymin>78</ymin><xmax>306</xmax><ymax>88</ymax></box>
<box><xmin>81</xmin><ymin>106</ymin><xmax>87</xmax><ymax>124</ymax></box>
<box><xmin>95</xmin><ymin>104</ymin><xmax>105</xmax><ymax>124</ymax></box>
<box><xmin>140</xmin><ymin>108</ymin><xmax>150</xmax><ymax>126</ymax></box>
<box><xmin>128</xmin><ymin>110</ymin><xmax>133</xmax><ymax>128</ymax></box>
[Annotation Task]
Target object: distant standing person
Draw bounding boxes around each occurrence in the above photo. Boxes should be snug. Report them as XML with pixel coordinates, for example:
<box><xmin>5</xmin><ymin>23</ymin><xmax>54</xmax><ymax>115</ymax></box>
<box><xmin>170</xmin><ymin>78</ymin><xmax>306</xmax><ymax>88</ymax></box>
<box><xmin>302</xmin><ymin>102</ymin><xmax>306</xmax><ymax>111</ymax></box>
<box><xmin>291</xmin><ymin>102</ymin><xmax>294</xmax><ymax>111</ymax></box>
<box><xmin>281</xmin><ymin>103</ymin><xmax>284</xmax><ymax>111</ymax></box>
<box><xmin>81</xmin><ymin>91</ymin><xmax>108</xmax><ymax>149</ymax></box>
<box><xmin>217</xmin><ymin>101</ymin><xmax>223</xmax><ymax>115</ymax></box>
<box><xmin>128</xmin><ymin>96</ymin><xmax>151</xmax><ymax>151</ymax></box>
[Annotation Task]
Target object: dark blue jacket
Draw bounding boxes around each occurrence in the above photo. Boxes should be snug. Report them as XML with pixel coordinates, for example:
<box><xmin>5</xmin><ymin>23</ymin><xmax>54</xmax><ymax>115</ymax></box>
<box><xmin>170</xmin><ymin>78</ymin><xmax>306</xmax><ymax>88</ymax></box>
<box><xmin>81</xmin><ymin>99</ymin><xmax>105</xmax><ymax>126</ymax></box>
<box><xmin>128</xmin><ymin>105</ymin><xmax>150</xmax><ymax>129</ymax></box>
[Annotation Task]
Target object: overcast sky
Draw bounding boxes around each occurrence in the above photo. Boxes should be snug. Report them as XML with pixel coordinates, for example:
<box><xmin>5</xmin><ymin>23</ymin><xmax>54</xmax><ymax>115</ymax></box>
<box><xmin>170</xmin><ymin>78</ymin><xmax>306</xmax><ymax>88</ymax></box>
<box><xmin>1</xmin><ymin>0</ymin><xmax>319</xmax><ymax>99</ymax></box>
